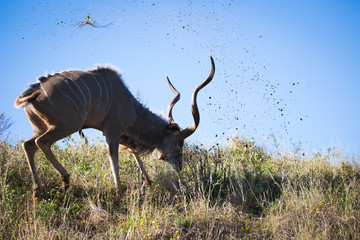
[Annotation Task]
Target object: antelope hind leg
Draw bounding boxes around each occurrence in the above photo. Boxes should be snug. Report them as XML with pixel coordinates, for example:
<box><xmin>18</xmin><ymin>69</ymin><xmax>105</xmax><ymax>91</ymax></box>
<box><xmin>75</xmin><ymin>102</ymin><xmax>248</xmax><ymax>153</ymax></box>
<box><xmin>23</xmin><ymin>106</ymin><xmax>48</xmax><ymax>199</ymax></box>
<box><xmin>22</xmin><ymin>135</ymin><xmax>42</xmax><ymax>198</ymax></box>
<box><xmin>35</xmin><ymin>126</ymin><xmax>72</xmax><ymax>192</ymax></box>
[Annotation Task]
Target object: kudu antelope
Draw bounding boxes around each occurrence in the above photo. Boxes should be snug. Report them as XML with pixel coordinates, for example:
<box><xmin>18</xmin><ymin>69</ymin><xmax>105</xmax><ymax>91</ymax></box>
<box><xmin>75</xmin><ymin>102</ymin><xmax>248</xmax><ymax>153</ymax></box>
<box><xmin>15</xmin><ymin>55</ymin><xmax>215</xmax><ymax>197</ymax></box>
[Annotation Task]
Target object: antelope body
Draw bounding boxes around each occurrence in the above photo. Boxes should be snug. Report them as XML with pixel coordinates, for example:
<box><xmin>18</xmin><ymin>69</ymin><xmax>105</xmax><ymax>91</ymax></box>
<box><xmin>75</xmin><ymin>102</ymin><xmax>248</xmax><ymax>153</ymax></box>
<box><xmin>15</xmin><ymin>55</ymin><xmax>215</xmax><ymax>197</ymax></box>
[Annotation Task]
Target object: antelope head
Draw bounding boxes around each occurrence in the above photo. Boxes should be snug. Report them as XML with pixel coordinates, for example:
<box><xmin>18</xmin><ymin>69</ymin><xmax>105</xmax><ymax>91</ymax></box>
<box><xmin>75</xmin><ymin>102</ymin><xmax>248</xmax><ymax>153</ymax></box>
<box><xmin>159</xmin><ymin>54</ymin><xmax>215</xmax><ymax>172</ymax></box>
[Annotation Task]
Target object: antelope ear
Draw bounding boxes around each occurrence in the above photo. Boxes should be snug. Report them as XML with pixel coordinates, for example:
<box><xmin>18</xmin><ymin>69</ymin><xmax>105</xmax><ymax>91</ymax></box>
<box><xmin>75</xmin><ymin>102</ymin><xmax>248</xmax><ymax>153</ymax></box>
<box><xmin>167</xmin><ymin>123</ymin><xmax>182</xmax><ymax>136</ymax></box>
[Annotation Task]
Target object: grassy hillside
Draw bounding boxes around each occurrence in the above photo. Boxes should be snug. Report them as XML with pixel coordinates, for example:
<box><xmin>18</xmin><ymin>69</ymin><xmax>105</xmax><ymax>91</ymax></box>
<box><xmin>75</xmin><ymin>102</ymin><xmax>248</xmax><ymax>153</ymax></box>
<box><xmin>0</xmin><ymin>137</ymin><xmax>359</xmax><ymax>239</ymax></box>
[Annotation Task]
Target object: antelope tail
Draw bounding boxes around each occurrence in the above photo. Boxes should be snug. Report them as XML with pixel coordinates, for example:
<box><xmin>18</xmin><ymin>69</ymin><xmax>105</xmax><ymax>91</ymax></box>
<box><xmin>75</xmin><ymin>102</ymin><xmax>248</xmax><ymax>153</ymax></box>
<box><xmin>14</xmin><ymin>83</ymin><xmax>42</xmax><ymax>108</ymax></box>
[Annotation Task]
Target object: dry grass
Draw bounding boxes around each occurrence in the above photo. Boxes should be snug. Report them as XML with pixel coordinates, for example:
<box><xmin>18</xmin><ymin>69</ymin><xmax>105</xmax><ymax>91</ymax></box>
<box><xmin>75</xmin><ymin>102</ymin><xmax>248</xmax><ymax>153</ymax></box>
<box><xmin>0</xmin><ymin>137</ymin><xmax>359</xmax><ymax>239</ymax></box>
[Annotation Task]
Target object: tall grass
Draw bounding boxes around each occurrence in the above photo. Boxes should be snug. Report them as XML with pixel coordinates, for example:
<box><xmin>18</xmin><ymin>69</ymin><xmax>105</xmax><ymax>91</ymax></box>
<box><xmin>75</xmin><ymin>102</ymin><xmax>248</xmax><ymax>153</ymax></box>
<box><xmin>0</xmin><ymin>137</ymin><xmax>359</xmax><ymax>239</ymax></box>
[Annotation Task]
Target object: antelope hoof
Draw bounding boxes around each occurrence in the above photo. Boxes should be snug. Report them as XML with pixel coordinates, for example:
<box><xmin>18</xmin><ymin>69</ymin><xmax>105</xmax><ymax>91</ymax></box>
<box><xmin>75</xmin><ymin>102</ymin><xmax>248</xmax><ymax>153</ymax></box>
<box><xmin>33</xmin><ymin>186</ymin><xmax>42</xmax><ymax>200</ymax></box>
<box><xmin>116</xmin><ymin>190</ymin><xmax>122</xmax><ymax>198</ymax></box>
<box><xmin>112</xmin><ymin>187</ymin><xmax>122</xmax><ymax>198</ymax></box>
<box><xmin>61</xmin><ymin>175</ymin><xmax>70</xmax><ymax>192</ymax></box>
<box><xmin>32</xmin><ymin>185</ymin><xmax>43</xmax><ymax>207</ymax></box>
<box><xmin>145</xmin><ymin>178</ymin><xmax>152</xmax><ymax>186</ymax></box>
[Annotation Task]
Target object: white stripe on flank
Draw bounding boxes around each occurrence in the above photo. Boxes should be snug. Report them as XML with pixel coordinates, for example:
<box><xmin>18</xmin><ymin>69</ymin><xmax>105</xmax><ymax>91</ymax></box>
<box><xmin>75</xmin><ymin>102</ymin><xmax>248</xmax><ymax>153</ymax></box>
<box><xmin>67</xmin><ymin>72</ymin><xmax>92</xmax><ymax>110</ymax></box>
<box><xmin>59</xmin><ymin>72</ymin><xmax>87</xmax><ymax>109</ymax></box>
<box><xmin>57</xmin><ymin>73</ymin><xmax>84</xmax><ymax>108</ymax></box>
<box><xmin>95</xmin><ymin>70</ymin><xmax>110</xmax><ymax>111</ymax></box>
<box><xmin>90</xmin><ymin>73</ymin><xmax>102</xmax><ymax>112</ymax></box>
<box><xmin>70</xmin><ymin>75</ymin><xmax>87</xmax><ymax>103</ymax></box>
<box><xmin>40</xmin><ymin>83</ymin><xmax>56</xmax><ymax>109</ymax></box>
<box><xmin>46</xmin><ymin>78</ymin><xmax>80</xmax><ymax>110</ymax></box>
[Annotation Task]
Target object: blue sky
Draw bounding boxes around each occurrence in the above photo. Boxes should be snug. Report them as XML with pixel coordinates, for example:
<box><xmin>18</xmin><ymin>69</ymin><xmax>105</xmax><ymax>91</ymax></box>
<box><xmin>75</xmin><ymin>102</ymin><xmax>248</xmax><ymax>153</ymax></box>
<box><xmin>1</xmin><ymin>0</ymin><xmax>360</xmax><ymax>156</ymax></box>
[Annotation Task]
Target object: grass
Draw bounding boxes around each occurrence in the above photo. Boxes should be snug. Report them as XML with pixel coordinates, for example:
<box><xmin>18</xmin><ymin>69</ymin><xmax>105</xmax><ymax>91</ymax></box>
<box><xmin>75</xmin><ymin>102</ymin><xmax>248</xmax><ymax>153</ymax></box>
<box><xmin>0</xmin><ymin>136</ymin><xmax>359</xmax><ymax>239</ymax></box>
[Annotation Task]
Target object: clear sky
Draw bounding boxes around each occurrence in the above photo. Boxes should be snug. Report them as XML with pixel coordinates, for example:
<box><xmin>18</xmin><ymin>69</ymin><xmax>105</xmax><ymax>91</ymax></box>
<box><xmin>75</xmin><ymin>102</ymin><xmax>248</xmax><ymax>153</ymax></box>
<box><xmin>1</xmin><ymin>0</ymin><xmax>360</xmax><ymax>156</ymax></box>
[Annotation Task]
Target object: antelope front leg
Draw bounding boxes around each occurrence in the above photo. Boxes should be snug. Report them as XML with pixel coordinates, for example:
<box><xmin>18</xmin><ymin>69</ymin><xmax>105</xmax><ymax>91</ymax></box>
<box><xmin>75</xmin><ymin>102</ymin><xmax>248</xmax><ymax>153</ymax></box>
<box><xmin>133</xmin><ymin>154</ymin><xmax>152</xmax><ymax>186</ymax></box>
<box><xmin>106</xmin><ymin>137</ymin><xmax>122</xmax><ymax>196</ymax></box>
